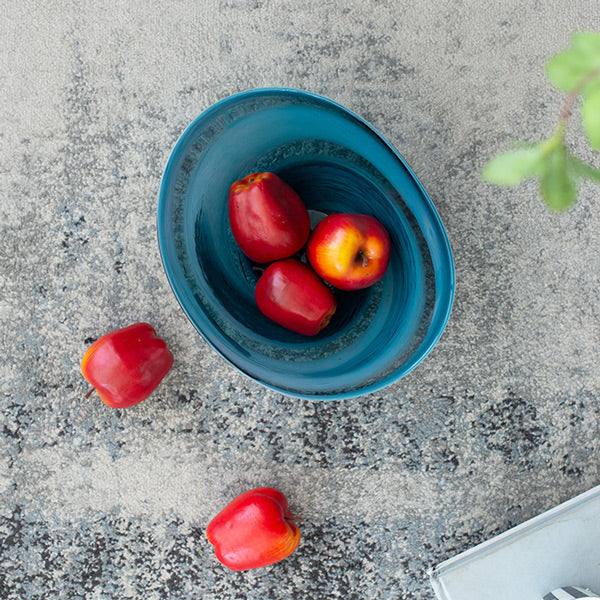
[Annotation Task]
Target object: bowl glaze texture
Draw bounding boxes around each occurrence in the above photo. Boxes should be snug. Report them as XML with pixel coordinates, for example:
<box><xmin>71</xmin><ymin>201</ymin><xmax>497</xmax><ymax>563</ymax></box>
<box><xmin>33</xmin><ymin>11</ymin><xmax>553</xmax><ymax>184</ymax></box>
<box><xmin>157</xmin><ymin>88</ymin><xmax>454</xmax><ymax>400</ymax></box>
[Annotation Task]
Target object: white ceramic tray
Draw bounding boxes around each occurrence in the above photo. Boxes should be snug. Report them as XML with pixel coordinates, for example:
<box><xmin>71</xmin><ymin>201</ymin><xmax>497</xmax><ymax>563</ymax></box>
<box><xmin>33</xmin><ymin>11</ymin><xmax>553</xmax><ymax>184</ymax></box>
<box><xmin>430</xmin><ymin>485</ymin><xmax>600</xmax><ymax>600</ymax></box>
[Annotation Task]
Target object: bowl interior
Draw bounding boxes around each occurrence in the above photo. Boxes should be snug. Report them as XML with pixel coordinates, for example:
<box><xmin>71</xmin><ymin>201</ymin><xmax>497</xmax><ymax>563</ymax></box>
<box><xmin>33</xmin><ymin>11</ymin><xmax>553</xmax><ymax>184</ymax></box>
<box><xmin>158</xmin><ymin>90</ymin><xmax>454</xmax><ymax>398</ymax></box>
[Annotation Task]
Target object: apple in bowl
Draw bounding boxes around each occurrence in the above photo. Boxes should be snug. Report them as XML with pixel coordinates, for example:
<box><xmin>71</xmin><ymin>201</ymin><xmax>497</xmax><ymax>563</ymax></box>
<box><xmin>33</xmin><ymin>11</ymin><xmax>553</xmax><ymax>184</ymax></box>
<box><xmin>255</xmin><ymin>259</ymin><xmax>337</xmax><ymax>336</ymax></box>
<box><xmin>307</xmin><ymin>213</ymin><xmax>391</xmax><ymax>291</ymax></box>
<box><xmin>228</xmin><ymin>172</ymin><xmax>310</xmax><ymax>263</ymax></box>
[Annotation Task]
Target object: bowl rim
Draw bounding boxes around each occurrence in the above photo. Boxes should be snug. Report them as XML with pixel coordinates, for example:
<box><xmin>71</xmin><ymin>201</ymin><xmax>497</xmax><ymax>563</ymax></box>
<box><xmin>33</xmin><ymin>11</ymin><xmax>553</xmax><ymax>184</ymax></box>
<box><xmin>157</xmin><ymin>87</ymin><xmax>455</xmax><ymax>401</ymax></box>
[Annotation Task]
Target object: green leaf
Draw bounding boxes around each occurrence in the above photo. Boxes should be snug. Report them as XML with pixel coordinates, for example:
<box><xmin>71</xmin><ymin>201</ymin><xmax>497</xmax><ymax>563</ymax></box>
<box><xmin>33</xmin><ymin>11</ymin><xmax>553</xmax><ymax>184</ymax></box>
<box><xmin>482</xmin><ymin>146</ymin><xmax>544</xmax><ymax>186</ymax></box>
<box><xmin>582</xmin><ymin>81</ymin><xmax>600</xmax><ymax>149</ymax></box>
<box><xmin>540</xmin><ymin>146</ymin><xmax>577</xmax><ymax>211</ymax></box>
<box><xmin>572</xmin><ymin>32</ymin><xmax>600</xmax><ymax>57</ymax></box>
<box><xmin>568</xmin><ymin>155</ymin><xmax>600</xmax><ymax>183</ymax></box>
<box><xmin>545</xmin><ymin>48</ymin><xmax>599</xmax><ymax>91</ymax></box>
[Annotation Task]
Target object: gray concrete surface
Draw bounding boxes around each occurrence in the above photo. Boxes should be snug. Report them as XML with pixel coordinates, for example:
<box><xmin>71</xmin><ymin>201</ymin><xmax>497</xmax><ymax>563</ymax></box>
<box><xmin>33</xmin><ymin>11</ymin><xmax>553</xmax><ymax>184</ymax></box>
<box><xmin>1</xmin><ymin>1</ymin><xmax>599</xmax><ymax>598</ymax></box>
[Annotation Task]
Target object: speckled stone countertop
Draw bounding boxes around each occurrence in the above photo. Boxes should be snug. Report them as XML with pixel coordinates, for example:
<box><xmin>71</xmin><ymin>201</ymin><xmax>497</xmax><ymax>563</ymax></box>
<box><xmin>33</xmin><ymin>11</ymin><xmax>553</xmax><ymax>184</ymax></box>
<box><xmin>1</xmin><ymin>1</ymin><xmax>599</xmax><ymax>598</ymax></box>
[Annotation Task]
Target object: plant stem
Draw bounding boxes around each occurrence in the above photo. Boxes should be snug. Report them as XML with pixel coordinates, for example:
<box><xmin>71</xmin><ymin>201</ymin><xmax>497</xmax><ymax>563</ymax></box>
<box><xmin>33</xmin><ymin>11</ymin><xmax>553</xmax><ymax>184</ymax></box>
<box><xmin>553</xmin><ymin>68</ymin><xmax>600</xmax><ymax>185</ymax></box>
<box><xmin>569</xmin><ymin>156</ymin><xmax>600</xmax><ymax>182</ymax></box>
<box><xmin>558</xmin><ymin>67</ymin><xmax>600</xmax><ymax>125</ymax></box>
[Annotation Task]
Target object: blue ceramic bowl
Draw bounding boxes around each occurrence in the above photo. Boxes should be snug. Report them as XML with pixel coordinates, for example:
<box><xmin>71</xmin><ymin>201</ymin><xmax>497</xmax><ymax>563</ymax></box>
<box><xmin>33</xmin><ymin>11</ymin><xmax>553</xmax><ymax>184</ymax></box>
<box><xmin>157</xmin><ymin>88</ymin><xmax>454</xmax><ymax>400</ymax></box>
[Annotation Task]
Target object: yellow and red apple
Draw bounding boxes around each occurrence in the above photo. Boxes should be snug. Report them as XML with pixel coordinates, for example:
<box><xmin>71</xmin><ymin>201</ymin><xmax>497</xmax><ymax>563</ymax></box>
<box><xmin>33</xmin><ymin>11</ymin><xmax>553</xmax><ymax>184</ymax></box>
<box><xmin>307</xmin><ymin>213</ymin><xmax>390</xmax><ymax>290</ymax></box>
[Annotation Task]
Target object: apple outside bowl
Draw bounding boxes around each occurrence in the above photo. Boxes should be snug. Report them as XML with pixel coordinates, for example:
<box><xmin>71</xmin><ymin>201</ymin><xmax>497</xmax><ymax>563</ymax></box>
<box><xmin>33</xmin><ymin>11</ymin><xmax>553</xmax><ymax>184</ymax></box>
<box><xmin>157</xmin><ymin>88</ymin><xmax>455</xmax><ymax>400</ymax></box>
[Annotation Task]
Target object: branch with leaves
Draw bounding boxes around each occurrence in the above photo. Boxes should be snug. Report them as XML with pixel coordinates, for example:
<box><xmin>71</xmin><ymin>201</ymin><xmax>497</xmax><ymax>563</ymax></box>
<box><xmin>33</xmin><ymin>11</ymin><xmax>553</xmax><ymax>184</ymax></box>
<box><xmin>483</xmin><ymin>32</ymin><xmax>600</xmax><ymax>211</ymax></box>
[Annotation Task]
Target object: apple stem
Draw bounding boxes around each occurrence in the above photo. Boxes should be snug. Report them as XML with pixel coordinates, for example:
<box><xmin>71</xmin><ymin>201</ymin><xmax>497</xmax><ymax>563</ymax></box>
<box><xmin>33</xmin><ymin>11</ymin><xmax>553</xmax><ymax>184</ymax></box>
<box><xmin>355</xmin><ymin>250</ymin><xmax>369</xmax><ymax>267</ymax></box>
<box><xmin>84</xmin><ymin>387</ymin><xmax>95</xmax><ymax>399</ymax></box>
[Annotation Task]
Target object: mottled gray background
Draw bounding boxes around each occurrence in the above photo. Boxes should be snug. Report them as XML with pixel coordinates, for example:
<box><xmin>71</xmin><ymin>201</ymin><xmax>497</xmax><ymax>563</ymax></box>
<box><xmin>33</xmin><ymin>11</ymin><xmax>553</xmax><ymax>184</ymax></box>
<box><xmin>1</xmin><ymin>1</ymin><xmax>599</xmax><ymax>598</ymax></box>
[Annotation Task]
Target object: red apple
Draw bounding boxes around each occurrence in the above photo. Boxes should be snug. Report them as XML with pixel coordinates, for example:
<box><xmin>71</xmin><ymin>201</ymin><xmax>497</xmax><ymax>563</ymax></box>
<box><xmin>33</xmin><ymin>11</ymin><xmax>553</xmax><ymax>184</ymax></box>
<box><xmin>206</xmin><ymin>487</ymin><xmax>300</xmax><ymax>571</ymax></box>
<box><xmin>228</xmin><ymin>172</ymin><xmax>310</xmax><ymax>263</ymax></box>
<box><xmin>307</xmin><ymin>213</ymin><xmax>391</xmax><ymax>290</ymax></box>
<box><xmin>255</xmin><ymin>259</ymin><xmax>337</xmax><ymax>336</ymax></box>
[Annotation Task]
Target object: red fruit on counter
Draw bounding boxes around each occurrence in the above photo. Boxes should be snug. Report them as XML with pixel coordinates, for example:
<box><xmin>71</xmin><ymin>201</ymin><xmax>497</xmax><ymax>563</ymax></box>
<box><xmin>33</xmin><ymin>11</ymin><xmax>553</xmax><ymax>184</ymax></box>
<box><xmin>80</xmin><ymin>322</ymin><xmax>173</xmax><ymax>409</ymax></box>
<box><xmin>228</xmin><ymin>172</ymin><xmax>310</xmax><ymax>263</ymax></box>
<box><xmin>307</xmin><ymin>213</ymin><xmax>391</xmax><ymax>290</ymax></box>
<box><xmin>255</xmin><ymin>259</ymin><xmax>337</xmax><ymax>336</ymax></box>
<box><xmin>206</xmin><ymin>487</ymin><xmax>301</xmax><ymax>571</ymax></box>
